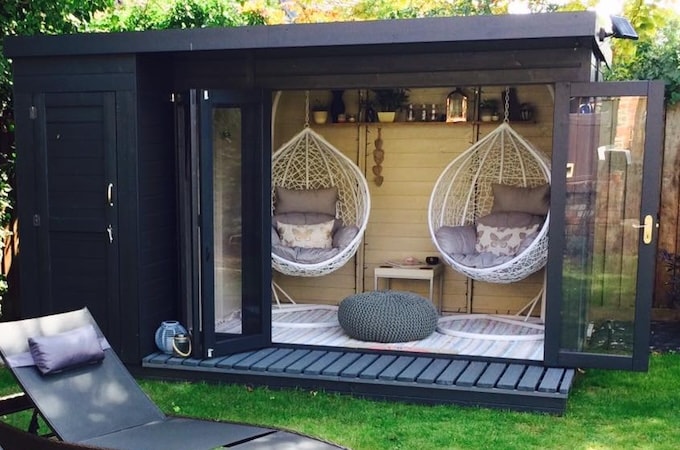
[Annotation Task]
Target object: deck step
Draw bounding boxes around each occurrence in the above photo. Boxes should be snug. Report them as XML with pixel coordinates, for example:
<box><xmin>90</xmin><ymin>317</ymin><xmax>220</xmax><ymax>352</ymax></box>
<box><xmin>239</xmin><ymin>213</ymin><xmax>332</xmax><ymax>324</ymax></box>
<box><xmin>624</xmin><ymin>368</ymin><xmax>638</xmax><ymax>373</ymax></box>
<box><xmin>141</xmin><ymin>347</ymin><xmax>576</xmax><ymax>414</ymax></box>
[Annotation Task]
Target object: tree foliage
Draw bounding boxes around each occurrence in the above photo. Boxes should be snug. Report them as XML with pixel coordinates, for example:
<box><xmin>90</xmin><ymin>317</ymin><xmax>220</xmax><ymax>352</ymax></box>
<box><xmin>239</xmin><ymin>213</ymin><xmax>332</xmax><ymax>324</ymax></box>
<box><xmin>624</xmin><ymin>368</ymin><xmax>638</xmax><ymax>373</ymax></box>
<box><xmin>85</xmin><ymin>0</ymin><xmax>278</xmax><ymax>32</ymax></box>
<box><xmin>606</xmin><ymin>2</ymin><xmax>680</xmax><ymax>105</ymax></box>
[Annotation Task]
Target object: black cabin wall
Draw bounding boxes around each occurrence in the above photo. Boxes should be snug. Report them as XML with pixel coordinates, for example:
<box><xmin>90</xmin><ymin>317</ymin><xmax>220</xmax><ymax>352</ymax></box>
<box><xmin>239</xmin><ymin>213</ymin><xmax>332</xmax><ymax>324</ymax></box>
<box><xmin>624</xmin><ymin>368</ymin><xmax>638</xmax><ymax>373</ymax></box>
<box><xmin>171</xmin><ymin>41</ymin><xmax>598</xmax><ymax>91</ymax></box>
<box><xmin>133</xmin><ymin>55</ymin><xmax>177</xmax><ymax>362</ymax></box>
<box><xmin>12</xmin><ymin>55</ymin><xmax>136</xmax><ymax>356</ymax></box>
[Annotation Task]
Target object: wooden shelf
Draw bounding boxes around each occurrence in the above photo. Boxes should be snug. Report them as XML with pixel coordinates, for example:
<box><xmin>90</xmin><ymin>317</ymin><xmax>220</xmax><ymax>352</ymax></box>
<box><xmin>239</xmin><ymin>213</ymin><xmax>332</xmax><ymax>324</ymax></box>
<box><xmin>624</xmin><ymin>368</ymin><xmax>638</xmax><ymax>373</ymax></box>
<box><xmin>314</xmin><ymin>120</ymin><xmax>536</xmax><ymax>126</ymax></box>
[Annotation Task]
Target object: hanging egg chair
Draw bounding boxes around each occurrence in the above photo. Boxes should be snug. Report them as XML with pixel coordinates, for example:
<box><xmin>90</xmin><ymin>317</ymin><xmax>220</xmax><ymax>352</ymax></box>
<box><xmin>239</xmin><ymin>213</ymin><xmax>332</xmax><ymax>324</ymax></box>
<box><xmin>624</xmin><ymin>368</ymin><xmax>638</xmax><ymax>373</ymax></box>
<box><xmin>428</xmin><ymin>121</ymin><xmax>551</xmax><ymax>284</ymax></box>
<box><xmin>271</xmin><ymin>94</ymin><xmax>370</xmax><ymax>278</ymax></box>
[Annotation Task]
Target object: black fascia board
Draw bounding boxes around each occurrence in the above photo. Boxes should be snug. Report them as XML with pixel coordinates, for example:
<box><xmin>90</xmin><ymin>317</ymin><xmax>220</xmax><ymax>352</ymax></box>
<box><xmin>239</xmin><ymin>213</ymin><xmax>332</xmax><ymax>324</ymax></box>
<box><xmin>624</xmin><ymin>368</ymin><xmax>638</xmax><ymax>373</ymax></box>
<box><xmin>5</xmin><ymin>11</ymin><xmax>601</xmax><ymax>59</ymax></box>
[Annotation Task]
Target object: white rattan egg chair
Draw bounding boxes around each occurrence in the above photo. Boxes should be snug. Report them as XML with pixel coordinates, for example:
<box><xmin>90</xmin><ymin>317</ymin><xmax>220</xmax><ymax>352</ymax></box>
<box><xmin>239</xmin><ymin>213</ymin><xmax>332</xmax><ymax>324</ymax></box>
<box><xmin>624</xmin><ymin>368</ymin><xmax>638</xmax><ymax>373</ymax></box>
<box><xmin>428</xmin><ymin>121</ymin><xmax>551</xmax><ymax>285</ymax></box>
<box><xmin>271</xmin><ymin>94</ymin><xmax>370</xmax><ymax>282</ymax></box>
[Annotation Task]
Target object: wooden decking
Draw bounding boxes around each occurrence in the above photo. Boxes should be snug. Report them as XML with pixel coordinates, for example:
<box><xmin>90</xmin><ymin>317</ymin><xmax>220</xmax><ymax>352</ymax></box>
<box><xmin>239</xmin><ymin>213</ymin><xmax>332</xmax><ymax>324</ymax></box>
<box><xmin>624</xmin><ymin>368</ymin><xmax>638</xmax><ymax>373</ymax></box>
<box><xmin>141</xmin><ymin>346</ymin><xmax>576</xmax><ymax>415</ymax></box>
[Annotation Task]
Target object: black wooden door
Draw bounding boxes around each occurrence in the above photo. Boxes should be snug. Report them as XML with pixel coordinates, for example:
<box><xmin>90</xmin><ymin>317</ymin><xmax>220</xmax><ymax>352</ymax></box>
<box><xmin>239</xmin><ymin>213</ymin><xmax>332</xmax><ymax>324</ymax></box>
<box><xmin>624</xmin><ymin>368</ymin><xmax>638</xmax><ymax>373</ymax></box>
<box><xmin>33</xmin><ymin>92</ymin><xmax>119</xmax><ymax>347</ymax></box>
<box><xmin>178</xmin><ymin>89</ymin><xmax>271</xmax><ymax>358</ymax></box>
<box><xmin>545</xmin><ymin>81</ymin><xmax>665</xmax><ymax>371</ymax></box>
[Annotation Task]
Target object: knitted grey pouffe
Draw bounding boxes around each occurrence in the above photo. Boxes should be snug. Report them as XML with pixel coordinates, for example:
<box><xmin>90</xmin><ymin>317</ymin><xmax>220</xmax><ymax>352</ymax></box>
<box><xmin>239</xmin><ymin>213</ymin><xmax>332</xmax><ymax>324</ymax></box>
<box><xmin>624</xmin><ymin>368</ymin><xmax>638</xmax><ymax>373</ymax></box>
<box><xmin>338</xmin><ymin>290</ymin><xmax>438</xmax><ymax>343</ymax></box>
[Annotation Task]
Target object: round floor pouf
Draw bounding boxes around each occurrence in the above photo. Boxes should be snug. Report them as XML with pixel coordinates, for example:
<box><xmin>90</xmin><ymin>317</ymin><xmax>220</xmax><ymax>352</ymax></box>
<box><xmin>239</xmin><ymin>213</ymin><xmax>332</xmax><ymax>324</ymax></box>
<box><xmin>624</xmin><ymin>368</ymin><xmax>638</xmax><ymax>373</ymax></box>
<box><xmin>338</xmin><ymin>290</ymin><xmax>438</xmax><ymax>343</ymax></box>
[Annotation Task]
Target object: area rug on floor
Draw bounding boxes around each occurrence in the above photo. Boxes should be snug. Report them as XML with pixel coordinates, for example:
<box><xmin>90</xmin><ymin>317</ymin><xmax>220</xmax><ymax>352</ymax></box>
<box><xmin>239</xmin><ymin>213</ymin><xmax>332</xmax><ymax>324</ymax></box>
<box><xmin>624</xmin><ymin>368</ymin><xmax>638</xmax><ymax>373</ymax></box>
<box><xmin>216</xmin><ymin>304</ymin><xmax>544</xmax><ymax>360</ymax></box>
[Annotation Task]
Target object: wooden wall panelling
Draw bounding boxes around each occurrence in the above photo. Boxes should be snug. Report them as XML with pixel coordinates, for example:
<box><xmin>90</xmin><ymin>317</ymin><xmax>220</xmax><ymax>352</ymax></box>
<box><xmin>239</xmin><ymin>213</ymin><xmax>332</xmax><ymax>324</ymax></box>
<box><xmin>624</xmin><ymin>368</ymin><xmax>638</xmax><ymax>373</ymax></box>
<box><xmin>656</xmin><ymin>103</ymin><xmax>680</xmax><ymax>309</ymax></box>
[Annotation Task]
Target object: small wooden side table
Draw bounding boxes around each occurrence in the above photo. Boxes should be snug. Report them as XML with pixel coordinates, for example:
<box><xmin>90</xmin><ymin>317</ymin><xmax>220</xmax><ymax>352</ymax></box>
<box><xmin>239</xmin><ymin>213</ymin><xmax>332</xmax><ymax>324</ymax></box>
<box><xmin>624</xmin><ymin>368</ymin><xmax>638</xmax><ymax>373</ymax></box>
<box><xmin>374</xmin><ymin>264</ymin><xmax>444</xmax><ymax>312</ymax></box>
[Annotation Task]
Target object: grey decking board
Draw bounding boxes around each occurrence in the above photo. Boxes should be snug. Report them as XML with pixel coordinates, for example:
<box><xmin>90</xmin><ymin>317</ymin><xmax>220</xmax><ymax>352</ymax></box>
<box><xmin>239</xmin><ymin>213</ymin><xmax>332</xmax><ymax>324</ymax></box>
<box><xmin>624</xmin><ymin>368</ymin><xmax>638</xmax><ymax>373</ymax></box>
<box><xmin>359</xmin><ymin>355</ymin><xmax>397</xmax><ymax>379</ymax></box>
<box><xmin>476</xmin><ymin>363</ymin><xmax>507</xmax><ymax>388</ymax></box>
<box><xmin>496</xmin><ymin>364</ymin><xmax>526</xmax><ymax>389</ymax></box>
<box><xmin>378</xmin><ymin>356</ymin><xmax>415</xmax><ymax>381</ymax></box>
<box><xmin>267</xmin><ymin>349</ymin><xmax>311</xmax><ymax>373</ymax></box>
<box><xmin>341</xmin><ymin>354</ymin><xmax>379</xmax><ymax>378</ymax></box>
<box><xmin>538</xmin><ymin>368</ymin><xmax>564</xmax><ymax>393</ymax></box>
<box><xmin>284</xmin><ymin>350</ymin><xmax>327</xmax><ymax>374</ymax></box>
<box><xmin>517</xmin><ymin>365</ymin><xmax>544</xmax><ymax>391</ymax></box>
<box><xmin>456</xmin><ymin>361</ymin><xmax>488</xmax><ymax>387</ymax></box>
<box><xmin>249</xmin><ymin>348</ymin><xmax>295</xmax><ymax>371</ymax></box>
<box><xmin>146</xmin><ymin>353</ymin><xmax>173</xmax><ymax>364</ymax></box>
<box><xmin>322</xmin><ymin>352</ymin><xmax>362</xmax><ymax>376</ymax></box>
<box><xmin>216</xmin><ymin>351</ymin><xmax>258</xmax><ymax>369</ymax></box>
<box><xmin>303</xmin><ymin>351</ymin><xmax>344</xmax><ymax>375</ymax></box>
<box><xmin>436</xmin><ymin>360</ymin><xmax>469</xmax><ymax>385</ymax></box>
<box><xmin>232</xmin><ymin>348</ymin><xmax>279</xmax><ymax>370</ymax></box>
<box><xmin>396</xmin><ymin>358</ymin><xmax>433</xmax><ymax>382</ymax></box>
<box><xmin>179</xmin><ymin>357</ymin><xmax>202</xmax><ymax>367</ymax></box>
<box><xmin>416</xmin><ymin>359</ymin><xmax>451</xmax><ymax>384</ymax></box>
<box><xmin>559</xmin><ymin>369</ymin><xmax>576</xmax><ymax>394</ymax></box>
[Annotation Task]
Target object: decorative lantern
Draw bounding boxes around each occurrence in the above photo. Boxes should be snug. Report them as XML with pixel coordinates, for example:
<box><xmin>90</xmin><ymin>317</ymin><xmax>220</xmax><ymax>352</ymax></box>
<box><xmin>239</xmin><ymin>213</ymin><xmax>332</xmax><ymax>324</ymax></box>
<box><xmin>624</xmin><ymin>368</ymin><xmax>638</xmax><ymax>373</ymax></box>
<box><xmin>155</xmin><ymin>320</ymin><xmax>188</xmax><ymax>354</ymax></box>
<box><xmin>446</xmin><ymin>88</ymin><xmax>468</xmax><ymax>123</ymax></box>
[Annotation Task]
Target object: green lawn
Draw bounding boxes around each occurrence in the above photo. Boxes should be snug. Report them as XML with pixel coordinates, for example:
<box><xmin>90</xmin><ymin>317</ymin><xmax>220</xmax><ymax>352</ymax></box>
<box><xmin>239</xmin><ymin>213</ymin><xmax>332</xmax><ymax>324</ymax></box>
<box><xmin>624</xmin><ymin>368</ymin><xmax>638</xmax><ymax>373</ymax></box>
<box><xmin>2</xmin><ymin>353</ymin><xmax>679</xmax><ymax>449</ymax></box>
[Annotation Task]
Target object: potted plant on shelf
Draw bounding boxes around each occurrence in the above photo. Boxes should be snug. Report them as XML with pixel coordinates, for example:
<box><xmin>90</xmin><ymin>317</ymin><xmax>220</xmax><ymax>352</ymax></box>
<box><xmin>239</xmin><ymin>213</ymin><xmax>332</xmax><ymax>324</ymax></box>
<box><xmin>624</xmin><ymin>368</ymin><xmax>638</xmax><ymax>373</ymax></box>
<box><xmin>479</xmin><ymin>99</ymin><xmax>498</xmax><ymax>122</ymax></box>
<box><xmin>372</xmin><ymin>88</ymin><xmax>410</xmax><ymax>122</ymax></box>
<box><xmin>311</xmin><ymin>99</ymin><xmax>329</xmax><ymax>124</ymax></box>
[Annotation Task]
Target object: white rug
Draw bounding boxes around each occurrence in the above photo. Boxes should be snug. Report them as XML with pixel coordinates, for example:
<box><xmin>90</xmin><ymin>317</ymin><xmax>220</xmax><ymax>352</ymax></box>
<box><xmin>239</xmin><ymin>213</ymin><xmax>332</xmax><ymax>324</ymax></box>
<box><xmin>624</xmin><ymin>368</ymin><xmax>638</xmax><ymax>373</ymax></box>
<box><xmin>216</xmin><ymin>305</ymin><xmax>544</xmax><ymax>360</ymax></box>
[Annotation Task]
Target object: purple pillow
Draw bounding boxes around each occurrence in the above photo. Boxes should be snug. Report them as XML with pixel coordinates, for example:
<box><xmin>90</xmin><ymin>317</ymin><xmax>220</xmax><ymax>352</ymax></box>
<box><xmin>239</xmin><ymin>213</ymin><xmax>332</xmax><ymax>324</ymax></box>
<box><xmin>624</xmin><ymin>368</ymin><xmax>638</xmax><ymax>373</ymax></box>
<box><xmin>28</xmin><ymin>324</ymin><xmax>105</xmax><ymax>375</ymax></box>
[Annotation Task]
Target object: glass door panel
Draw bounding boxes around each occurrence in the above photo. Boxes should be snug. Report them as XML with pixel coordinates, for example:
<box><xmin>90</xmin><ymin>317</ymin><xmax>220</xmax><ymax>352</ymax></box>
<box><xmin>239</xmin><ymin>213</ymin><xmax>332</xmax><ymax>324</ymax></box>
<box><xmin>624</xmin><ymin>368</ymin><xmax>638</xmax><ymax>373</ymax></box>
<box><xmin>562</xmin><ymin>95</ymin><xmax>644</xmax><ymax>356</ymax></box>
<box><xmin>212</xmin><ymin>107</ymin><xmax>243</xmax><ymax>335</ymax></box>
<box><xmin>547</xmin><ymin>81</ymin><xmax>664</xmax><ymax>370</ymax></box>
<box><xmin>197</xmin><ymin>89</ymin><xmax>271</xmax><ymax>358</ymax></box>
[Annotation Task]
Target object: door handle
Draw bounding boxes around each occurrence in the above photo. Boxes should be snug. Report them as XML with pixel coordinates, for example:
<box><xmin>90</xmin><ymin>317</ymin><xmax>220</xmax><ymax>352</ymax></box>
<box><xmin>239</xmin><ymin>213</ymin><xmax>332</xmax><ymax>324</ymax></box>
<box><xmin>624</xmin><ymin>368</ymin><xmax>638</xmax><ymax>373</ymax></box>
<box><xmin>631</xmin><ymin>215</ymin><xmax>654</xmax><ymax>244</ymax></box>
<box><xmin>107</xmin><ymin>183</ymin><xmax>114</xmax><ymax>206</ymax></box>
<box><xmin>106</xmin><ymin>224</ymin><xmax>114</xmax><ymax>243</ymax></box>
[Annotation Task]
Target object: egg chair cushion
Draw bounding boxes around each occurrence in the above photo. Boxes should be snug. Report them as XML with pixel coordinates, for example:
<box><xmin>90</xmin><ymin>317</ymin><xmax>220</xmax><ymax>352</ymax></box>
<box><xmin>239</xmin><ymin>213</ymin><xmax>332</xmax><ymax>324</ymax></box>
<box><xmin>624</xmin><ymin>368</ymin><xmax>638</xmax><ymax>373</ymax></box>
<box><xmin>338</xmin><ymin>291</ymin><xmax>438</xmax><ymax>343</ymax></box>
<box><xmin>275</xmin><ymin>186</ymin><xmax>338</xmax><ymax>216</ymax></box>
<box><xmin>276</xmin><ymin>220</ymin><xmax>335</xmax><ymax>249</ymax></box>
<box><xmin>491</xmin><ymin>183</ymin><xmax>550</xmax><ymax>216</ymax></box>
<box><xmin>475</xmin><ymin>222</ymin><xmax>540</xmax><ymax>257</ymax></box>
<box><xmin>332</xmin><ymin>225</ymin><xmax>359</xmax><ymax>249</ymax></box>
<box><xmin>435</xmin><ymin>225</ymin><xmax>477</xmax><ymax>255</ymax></box>
<box><xmin>477</xmin><ymin>211</ymin><xmax>544</xmax><ymax>228</ymax></box>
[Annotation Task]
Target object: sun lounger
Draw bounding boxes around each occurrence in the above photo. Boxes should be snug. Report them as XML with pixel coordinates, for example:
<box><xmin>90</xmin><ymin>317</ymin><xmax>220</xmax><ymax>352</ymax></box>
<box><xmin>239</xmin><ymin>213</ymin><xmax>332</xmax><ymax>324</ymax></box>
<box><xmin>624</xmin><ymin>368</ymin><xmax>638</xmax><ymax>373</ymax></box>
<box><xmin>0</xmin><ymin>308</ymin><xmax>342</xmax><ymax>450</ymax></box>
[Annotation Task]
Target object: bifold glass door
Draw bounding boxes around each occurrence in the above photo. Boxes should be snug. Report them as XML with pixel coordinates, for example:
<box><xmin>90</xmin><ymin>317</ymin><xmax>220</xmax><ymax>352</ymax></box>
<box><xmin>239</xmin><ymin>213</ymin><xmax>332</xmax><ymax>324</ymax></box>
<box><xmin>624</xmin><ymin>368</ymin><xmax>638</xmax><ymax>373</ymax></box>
<box><xmin>178</xmin><ymin>89</ymin><xmax>271</xmax><ymax>358</ymax></box>
<box><xmin>546</xmin><ymin>81</ymin><xmax>664</xmax><ymax>370</ymax></box>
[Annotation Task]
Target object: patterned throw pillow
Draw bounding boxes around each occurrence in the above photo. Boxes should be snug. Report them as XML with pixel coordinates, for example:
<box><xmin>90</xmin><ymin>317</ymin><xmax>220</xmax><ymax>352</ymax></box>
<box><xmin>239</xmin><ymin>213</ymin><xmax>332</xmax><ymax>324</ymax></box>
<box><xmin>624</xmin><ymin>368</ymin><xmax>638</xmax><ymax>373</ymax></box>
<box><xmin>475</xmin><ymin>223</ymin><xmax>539</xmax><ymax>257</ymax></box>
<box><xmin>276</xmin><ymin>219</ymin><xmax>334</xmax><ymax>249</ymax></box>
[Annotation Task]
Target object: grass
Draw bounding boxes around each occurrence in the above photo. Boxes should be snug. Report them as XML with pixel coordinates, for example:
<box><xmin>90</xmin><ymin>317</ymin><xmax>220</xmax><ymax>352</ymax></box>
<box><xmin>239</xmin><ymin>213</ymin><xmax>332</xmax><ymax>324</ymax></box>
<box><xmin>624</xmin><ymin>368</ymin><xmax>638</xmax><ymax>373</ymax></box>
<box><xmin>2</xmin><ymin>353</ymin><xmax>680</xmax><ymax>449</ymax></box>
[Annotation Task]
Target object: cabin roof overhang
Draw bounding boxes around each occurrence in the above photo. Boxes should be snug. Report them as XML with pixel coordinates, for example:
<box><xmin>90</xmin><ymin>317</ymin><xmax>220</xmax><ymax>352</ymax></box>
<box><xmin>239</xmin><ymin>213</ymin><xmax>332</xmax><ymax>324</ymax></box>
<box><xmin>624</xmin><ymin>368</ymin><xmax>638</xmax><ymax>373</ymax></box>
<box><xmin>5</xmin><ymin>11</ymin><xmax>611</xmax><ymax>65</ymax></box>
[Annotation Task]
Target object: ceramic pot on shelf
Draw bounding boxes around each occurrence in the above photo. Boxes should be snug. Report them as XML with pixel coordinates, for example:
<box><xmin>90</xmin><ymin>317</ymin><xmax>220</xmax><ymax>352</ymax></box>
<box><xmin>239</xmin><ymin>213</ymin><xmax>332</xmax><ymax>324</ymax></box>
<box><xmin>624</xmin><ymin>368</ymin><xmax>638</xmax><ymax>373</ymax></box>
<box><xmin>312</xmin><ymin>111</ymin><xmax>328</xmax><ymax>124</ymax></box>
<box><xmin>377</xmin><ymin>111</ymin><xmax>396</xmax><ymax>123</ymax></box>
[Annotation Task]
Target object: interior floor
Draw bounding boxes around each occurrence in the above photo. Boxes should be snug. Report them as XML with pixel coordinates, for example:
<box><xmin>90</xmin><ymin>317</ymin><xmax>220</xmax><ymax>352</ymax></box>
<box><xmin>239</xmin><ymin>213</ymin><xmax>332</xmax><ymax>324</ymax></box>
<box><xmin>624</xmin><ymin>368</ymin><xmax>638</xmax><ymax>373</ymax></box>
<box><xmin>216</xmin><ymin>304</ymin><xmax>544</xmax><ymax>361</ymax></box>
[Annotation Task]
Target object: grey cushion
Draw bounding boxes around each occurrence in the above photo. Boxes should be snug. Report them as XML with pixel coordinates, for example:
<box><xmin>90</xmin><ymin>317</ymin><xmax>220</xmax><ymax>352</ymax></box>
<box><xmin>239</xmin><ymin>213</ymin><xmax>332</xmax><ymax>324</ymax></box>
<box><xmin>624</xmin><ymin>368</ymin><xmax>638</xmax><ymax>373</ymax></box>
<box><xmin>332</xmin><ymin>225</ymin><xmax>359</xmax><ymax>249</ymax></box>
<box><xmin>477</xmin><ymin>211</ymin><xmax>544</xmax><ymax>228</ymax></box>
<box><xmin>338</xmin><ymin>291</ymin><xmax>438</xmax><ymax>343</ymax></box>
<box><xmin>272</xmin><ymin>245</ymin><xmax>340</xmax><ymax>264</ymax></box>
<box><xmin>435</xmin><ymin>225</ymin><xmax>477</xmax><ymax>254</ymax></box>
<box><xmin>275</xmin><ymin>186</ymin><xmax>338</xmax><ymax>216</ymax></box>
<box><xmin>491</xmin><ymin>183</ymin><xmax>550</xmax><ymax>216</ymax></box>
<box><xmin>28</xmin><ymin>324</ymin><xmax>104</xmax><ymax>375</ymax></box>
<box><xmin>451</xmin><ymin>252</ymin><xmax>515</xmax><ymax>268</ymax></box>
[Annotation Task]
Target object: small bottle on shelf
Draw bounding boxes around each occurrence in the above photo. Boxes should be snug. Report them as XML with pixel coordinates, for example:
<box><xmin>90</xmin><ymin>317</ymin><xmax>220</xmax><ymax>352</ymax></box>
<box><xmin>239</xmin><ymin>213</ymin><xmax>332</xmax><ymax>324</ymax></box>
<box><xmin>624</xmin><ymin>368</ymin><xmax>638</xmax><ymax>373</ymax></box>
<box><xmin>406</xmin><ymin>104</ymin><xmax>415</xmax><ymax>122</ymax></box>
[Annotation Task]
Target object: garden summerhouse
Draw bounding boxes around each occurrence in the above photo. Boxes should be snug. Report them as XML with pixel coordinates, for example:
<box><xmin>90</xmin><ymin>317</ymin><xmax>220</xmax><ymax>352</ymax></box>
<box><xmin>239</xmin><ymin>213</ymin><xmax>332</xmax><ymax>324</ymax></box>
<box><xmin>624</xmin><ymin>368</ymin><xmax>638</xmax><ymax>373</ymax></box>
<box><xmin>5</xmin><ymin>11</ymin><xmax>664</xmax><ymax>413</ymax></box>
